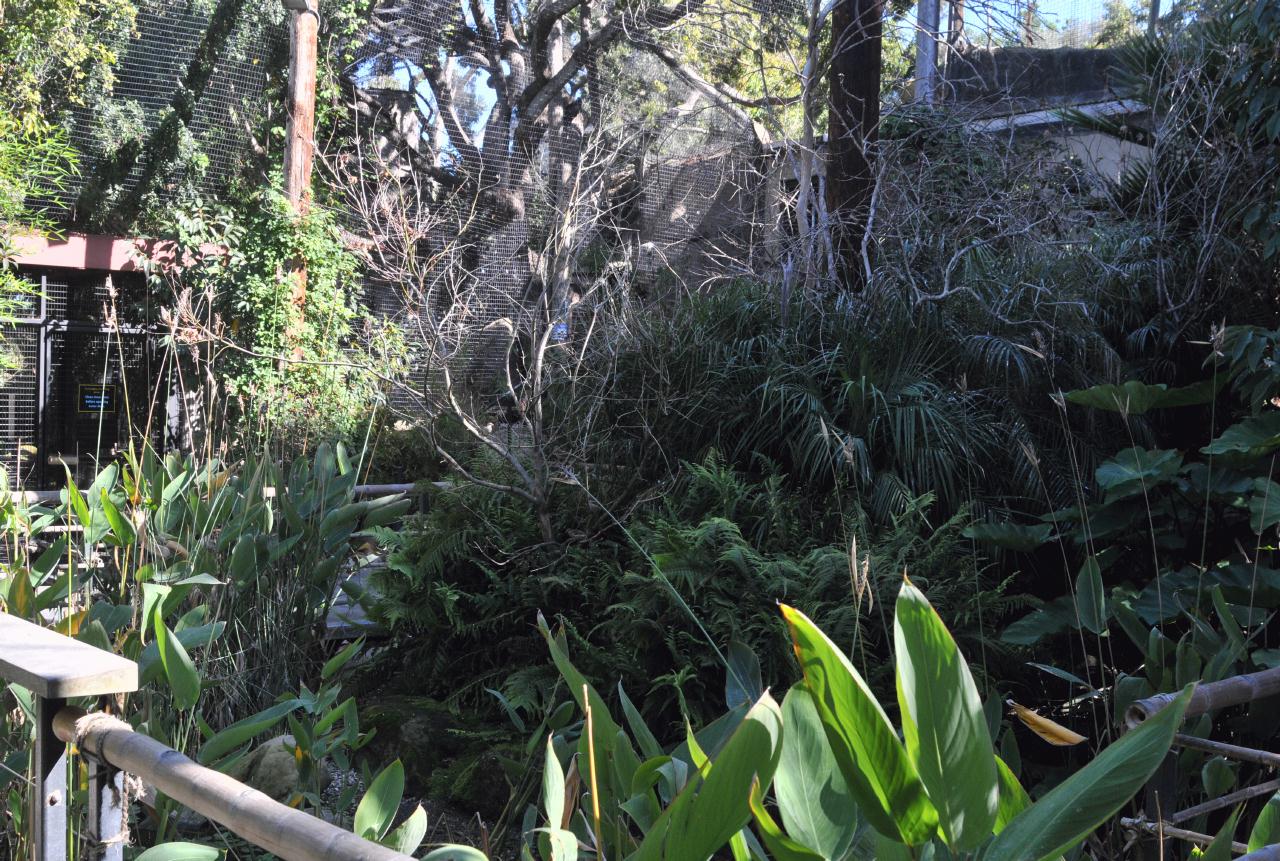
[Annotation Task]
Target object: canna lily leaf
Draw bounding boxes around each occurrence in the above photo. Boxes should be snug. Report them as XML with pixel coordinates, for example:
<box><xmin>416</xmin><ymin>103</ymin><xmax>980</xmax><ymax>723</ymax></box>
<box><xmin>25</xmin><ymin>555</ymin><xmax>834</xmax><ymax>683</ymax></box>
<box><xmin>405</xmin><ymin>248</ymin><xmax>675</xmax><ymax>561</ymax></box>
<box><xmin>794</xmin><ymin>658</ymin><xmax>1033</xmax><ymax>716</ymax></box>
<box><xmin>384</xmin><ymin>805</ymin><xmax>428</xmax><ymax>855</ymax></box>
<box><xmin>634</xmin><ymin>692</ymin><xmax>783</xmax><ymax>861</ymax></box>
<box><xmin>993</xmin><ymin>755</ymin><xmax>1029</xmax><ymax>834</ymax></box>
<box><xmin>421</xmin><ymin>846</ymin><xmax>488</xmax><ymax>861</ymax></box>
<box><xmin>985</xmin><ymin>684</ymin><xmax>1194</xmax><ymax>861</ymax></box>
<box><xmin>1007</xmin><ymin>701</ymin><xmax>1087</xmax><ymax>746</ymax></box>
<box><xmin>355</xmin><ymin>759</ymin><xmax>405</xmax><ymax>841</ymax></box>
<box><xmin>135</xmin><ymin>843</ymin><xmax>222</xmax><ymax>860</ymax></box>
<box><xmin>1200</xmin><ymin>808</ymin><xmax>1242</xmax><ymax>861</ymax></box>
<box><xmin>894</xmin><ymin>579</ymin><xmax>997</xmax><ymax>851</ymax></box>
<box><xmin>749</xmin><ymin>779</ymin><xmax>824</xmax><ymax>861</ymax></box>
<box><xmin>100</xmin><ymin>489</ymin><xmax>136</xmax><ymax>546</ymax></box>
<box><xmin>1248</xmin><ymin>792</ymin><xmax>1280</xmax><ymax>852</ymax></box>
<box><xmin>198</xmin><ymin>699</ymin><xmax>303</xmax><ymax>765</ymax></box>
<box><xmin>775</xmin><ymin>685</ymin><xmax>861</xmax><ymax>860</ymax></box>
<box><xmin>781</xmin><ymin>604</ymin><xmax>937</xmax><ymax>846</ymax></box>
<box><xmin>153</xmin><ymin>609</ymin><xmax>200</xmax><ymax>711</ymax></box>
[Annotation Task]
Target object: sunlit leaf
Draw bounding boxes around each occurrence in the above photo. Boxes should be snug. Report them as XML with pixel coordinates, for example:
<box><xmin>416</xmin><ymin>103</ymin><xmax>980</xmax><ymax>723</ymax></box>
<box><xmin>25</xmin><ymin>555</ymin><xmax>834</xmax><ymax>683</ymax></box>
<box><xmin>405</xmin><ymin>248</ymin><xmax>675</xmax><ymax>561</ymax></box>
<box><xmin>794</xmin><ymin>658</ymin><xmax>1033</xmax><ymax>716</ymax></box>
<box><xmin>355</xmin><ymin>759</ymin><xmax>405</xmax><ymax>841</ymax></box>
<box><xmin>135</xmin><ymin>843</ymin><xmax>222</xmax><ymax>860</ymax></box>
<box><xmin>781</xmin><ymin>604</ymin><xmax>937</xmax><ymax>846</ymax></box>
<box><xmin>1247</xmin><ymin>792</ymin><xmax>1280</xmax><ymax>852</ymax></box>
<box><xmin>894</xmin><ymin>579</ymin><xmax>997</xmax><ymax>850</ymax></box>
<box><xmin>153</xmin><ymin>609</ymin><xmax>200</xmax><ymax>710</ymax></box>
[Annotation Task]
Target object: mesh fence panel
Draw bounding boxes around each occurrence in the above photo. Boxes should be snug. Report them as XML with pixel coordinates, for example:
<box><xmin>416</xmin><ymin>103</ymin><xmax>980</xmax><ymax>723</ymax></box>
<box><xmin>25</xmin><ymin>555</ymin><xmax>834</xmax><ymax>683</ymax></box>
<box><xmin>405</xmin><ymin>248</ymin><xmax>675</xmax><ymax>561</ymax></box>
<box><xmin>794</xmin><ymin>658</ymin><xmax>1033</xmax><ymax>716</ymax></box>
<box><xmin>53</xmin><ymin>1</ymin><xmax>286</xmax><ymax>212</ymax></box>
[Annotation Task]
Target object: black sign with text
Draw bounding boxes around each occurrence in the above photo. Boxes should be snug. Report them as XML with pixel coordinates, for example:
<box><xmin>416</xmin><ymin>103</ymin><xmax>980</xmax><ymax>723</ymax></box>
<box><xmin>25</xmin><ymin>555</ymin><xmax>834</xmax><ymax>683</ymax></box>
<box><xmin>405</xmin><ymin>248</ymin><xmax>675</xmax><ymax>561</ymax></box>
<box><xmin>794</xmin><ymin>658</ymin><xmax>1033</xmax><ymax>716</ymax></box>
<box><xmin>78</xmin><ymin>384</ymin><xmax>117</xmax><ymax>414</ymax></box>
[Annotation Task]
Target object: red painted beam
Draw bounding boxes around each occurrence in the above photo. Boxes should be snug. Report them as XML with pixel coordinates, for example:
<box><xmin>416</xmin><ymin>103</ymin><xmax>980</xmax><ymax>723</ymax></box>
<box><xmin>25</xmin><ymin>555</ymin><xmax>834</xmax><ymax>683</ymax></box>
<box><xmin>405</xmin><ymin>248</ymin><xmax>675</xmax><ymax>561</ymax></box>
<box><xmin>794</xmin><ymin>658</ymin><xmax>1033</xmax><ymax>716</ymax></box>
<box><xmin>10</xmin><ymin>232</ymin><xmax>223</xmax><ymax>273</ymax></box>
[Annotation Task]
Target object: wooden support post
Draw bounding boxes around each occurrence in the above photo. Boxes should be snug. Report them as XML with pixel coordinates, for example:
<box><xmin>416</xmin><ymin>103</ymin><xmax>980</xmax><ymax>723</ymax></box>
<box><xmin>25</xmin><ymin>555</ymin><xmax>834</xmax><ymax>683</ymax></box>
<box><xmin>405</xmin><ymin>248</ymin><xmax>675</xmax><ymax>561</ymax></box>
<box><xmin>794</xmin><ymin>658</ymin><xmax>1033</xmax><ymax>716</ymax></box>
<box><xmin>915</xmin><ymin>0</ymin><xmax>940</xmax><ymax>105</ymax></box>
<box><xmin>282</xmin><ymin>0</ymin><xmax>319</xmax><ymax>357</ymax></box>
<box><xmin>283</xmin><ymin>0</ymin><xmax>318</xmax><ymax>218</ymax></box>
<box><xmin>948</xmin><ymin>0</ymin><xmax>964</xmax><ymax>45</ymax></box>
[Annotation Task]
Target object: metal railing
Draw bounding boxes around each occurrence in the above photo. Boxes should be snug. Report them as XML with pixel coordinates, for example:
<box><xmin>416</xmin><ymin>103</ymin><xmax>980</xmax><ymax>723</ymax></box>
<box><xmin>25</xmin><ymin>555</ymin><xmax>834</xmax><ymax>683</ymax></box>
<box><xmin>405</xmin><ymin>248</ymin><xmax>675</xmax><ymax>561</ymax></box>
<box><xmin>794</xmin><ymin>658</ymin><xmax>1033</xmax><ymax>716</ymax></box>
<box><xmin>0</xmin><ymin>612</ymin><xmax>414</xmax><ymax>861</ymax></box>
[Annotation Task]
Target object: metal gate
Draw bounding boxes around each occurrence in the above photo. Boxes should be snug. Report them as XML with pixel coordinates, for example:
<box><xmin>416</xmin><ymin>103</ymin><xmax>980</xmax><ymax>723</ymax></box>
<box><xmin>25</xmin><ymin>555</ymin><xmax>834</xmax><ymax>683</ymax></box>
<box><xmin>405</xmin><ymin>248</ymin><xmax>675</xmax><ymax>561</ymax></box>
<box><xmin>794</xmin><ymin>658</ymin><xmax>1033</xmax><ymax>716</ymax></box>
<box><xmin>0</xmin><ymin>269</ymin><xmax>159</xmax><ymax>491</ymax></box>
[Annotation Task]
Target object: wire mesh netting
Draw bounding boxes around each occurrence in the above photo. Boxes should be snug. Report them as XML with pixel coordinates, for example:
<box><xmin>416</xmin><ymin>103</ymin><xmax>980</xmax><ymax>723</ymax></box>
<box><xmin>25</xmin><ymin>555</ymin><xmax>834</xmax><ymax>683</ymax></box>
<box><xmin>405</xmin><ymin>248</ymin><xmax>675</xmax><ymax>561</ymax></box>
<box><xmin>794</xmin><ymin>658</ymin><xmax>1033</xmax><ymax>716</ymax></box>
<box><xmin>52</xmin><ymin>0</ymin><xmax>286</xmax><ymax>213</ymax></box>
<box><xmin>9</xmin><ymin>0</ymin><xmax>1126</xmax><ymax>441</ymax></box>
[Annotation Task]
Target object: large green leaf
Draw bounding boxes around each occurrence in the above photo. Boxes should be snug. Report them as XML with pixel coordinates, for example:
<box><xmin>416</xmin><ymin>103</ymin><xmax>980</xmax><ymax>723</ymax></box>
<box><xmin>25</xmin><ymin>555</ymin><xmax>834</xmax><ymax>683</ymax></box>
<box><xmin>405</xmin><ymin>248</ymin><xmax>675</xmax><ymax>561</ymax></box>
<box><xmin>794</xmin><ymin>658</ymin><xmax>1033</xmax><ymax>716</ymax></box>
<box><xmin>1001</xmin><ymin>596</ymin><xmax>1079</xmax><ymax>646</ymax></box>
<box><xmin>993</xmin><ymin>755</ymin><xmax>1029</xmax><ymax>834</ymax></box>
<box><xmin>1202</xmin><ymin>412</ymin><xmax>1280</xmax><ymax>458</ymax></box>
<box><xmin>781</xmin><ymin>604</ymin><xmax>937</xmax><ymax>846</ymax></box>
<box><xmin>100</xmin><ymin>489</ymin><xmax>136</xmax><ymax>547</ymax></box>
<box><xmin>537</xmin><ymin>613</ymin><xmax>621</xmax><ymax>752</ymax></box>
<box><xmin>384</xmin><ymin>805</ymin><xmax>428</xmax><ymax>855</ymax></box>
<box><xmin>1095</xmin><ymin>448</ymin><xmax>1182</xmax><ymax>502</ymax></box>
<box><xmin>1064</xmin><ymin>380</ymin><xmax>1219</xmax><ymax>415</ymax></box>
<box><xmin>421</xmin><ymin>846</ymin><xmax>488</xmax><ymax>861</ymax></box>
<box><xmin>725</xmin><ymin>641</ymin><xmax>763</xmax><ymax>710</ymax></box>
<box><xmin>138</xmin><ymin>623</ymin><xmax>224</xmax><ymax>686</ymax></box>
<box><xmin>775</xmin><ymin>685</ymin><xmax>860</xmax><ymax>860</ymax></box>
<box><xmin>961</xmin><ymin>522</ymin><xmax>1054</xmax><ymax>553</ymax></box>
<box><xmin>984</xmin><ymin>684</ymin><xmax>1194</xmax><ymax>861</ymax></box>
<box><xmin>1075</xmin><ymin>557</ymin><xmax>1106</xmax><ymax>635</ymax></box>
<box><xmin>153</xmin><ymin>610</ymin><xmax>200</xmax><ymax>711</ymax></box>
<box><xmin>749</xmin><ymin>779</ymin><xmax>824</xmax><ymax>861</ymax></box>
<box><xmin>355</xmin><ymin>759</ymin><xmax>405</xmax><ymax>841</ymax></box>
<box><xmin>894</xmin><ymin>580</ymin><xmax>997</xmax><ymax>851</ymax></box>
<box><xmin>1200</xmin><ymin>808</ymin><xmax>1242</xmax><ymax>861</ymax></box>
<box><xmin>543</xmin><ymin>734</ymin><xmax>566</xmax><ymax>829</ymax></box>
<box><xmin>635</xmin><ymin>692</ymin><xmax>783</xmax><ymax>861</ymax></box>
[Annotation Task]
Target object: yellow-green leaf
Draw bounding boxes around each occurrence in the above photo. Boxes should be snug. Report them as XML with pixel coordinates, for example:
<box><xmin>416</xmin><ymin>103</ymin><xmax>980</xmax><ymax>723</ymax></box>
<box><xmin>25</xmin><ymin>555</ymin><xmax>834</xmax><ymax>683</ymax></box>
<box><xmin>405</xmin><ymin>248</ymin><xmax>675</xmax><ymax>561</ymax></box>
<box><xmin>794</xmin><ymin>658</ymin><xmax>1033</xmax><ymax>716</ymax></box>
<box><xmin>781</xmin><ymin>604</ymin><xmax>937</xmax><ymax>846</ymax></box>
<box><xmin>894</xmin><ymin>579</ymin><xmax>997</xmax><ymax>850</ymax></box>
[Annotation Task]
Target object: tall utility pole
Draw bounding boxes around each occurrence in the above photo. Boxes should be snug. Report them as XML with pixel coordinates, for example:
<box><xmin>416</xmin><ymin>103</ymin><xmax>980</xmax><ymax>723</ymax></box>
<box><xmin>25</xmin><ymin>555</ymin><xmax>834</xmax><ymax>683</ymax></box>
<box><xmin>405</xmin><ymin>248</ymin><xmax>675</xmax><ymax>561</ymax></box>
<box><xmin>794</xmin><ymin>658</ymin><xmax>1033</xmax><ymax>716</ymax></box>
<box><xmin>915</xmin><ymin>0</ymin><xmax>940</xmax><ymax>105</ymax></box>
<box><xmin>826</xmin><ymin>0</ymin><xmax>883</xmax><ymax>290</ymax></box>
<box><xmin>280</xmin><ymin>0</ymin><xmax>318</xmax><ymax>356</ymax></box>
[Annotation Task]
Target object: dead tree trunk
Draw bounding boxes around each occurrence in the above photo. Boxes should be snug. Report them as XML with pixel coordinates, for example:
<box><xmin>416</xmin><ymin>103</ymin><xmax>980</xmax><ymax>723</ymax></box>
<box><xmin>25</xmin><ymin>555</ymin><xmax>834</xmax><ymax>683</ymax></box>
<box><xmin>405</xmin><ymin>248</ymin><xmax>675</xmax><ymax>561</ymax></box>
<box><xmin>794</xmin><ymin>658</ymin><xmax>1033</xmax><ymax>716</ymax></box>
<box><xmin>826</xmin><ymin>0</ymin><xmax>882</xmax><ymax>290</ymax></box>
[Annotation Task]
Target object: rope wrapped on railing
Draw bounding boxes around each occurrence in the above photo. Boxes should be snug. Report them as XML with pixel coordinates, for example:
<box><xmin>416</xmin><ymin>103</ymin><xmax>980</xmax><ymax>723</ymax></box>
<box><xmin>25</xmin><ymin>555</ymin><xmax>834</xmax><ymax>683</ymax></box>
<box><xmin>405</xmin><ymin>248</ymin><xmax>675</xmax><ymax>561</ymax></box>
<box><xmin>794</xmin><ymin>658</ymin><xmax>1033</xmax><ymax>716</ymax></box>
<box><xmin>53</xmin><ymin>707</ymin><xmax>414</xmax><ymax>861</ymax></box>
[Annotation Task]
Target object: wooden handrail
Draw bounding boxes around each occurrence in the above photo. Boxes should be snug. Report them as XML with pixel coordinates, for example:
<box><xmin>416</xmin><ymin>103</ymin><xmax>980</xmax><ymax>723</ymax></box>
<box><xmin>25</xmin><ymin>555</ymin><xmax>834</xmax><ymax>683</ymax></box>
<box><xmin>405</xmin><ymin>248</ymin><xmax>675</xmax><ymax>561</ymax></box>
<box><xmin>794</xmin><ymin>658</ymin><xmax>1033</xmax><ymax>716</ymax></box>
<box><xmin>0</xmin><ymin>612</ymin><xmax>415</xmax><ymax>861</ymax></box>
<box><xmin>55</xmin><ymin>707</ymin><xmax>414</xmax><ymax>861</ymax></box>
<box><xmin>0</xmin><ymin>614</ymin><xmax>137</xmax><ymax>698</ymax></box>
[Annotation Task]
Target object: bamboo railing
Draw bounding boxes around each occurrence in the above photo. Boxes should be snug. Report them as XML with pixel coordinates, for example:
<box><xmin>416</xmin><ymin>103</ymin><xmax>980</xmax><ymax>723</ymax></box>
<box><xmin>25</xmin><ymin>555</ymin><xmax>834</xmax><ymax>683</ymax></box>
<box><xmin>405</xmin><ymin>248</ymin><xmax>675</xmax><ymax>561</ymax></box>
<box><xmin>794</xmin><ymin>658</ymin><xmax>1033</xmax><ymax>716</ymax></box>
<box><xmin>1120</xmin><ymin>666</ymin><xmax>1280</xmax><ymax>859</ymax></box>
